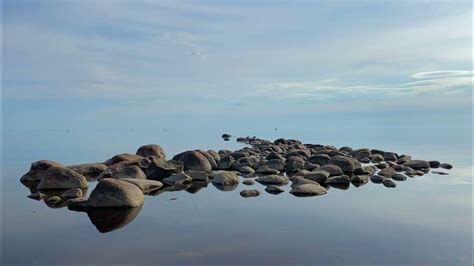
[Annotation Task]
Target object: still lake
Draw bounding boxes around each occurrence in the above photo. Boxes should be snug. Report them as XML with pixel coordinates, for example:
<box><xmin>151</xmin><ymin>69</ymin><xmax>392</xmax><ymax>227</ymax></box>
<box><xmin>2</xmin><ymin>123</ymin><xmax>472</xmax><ymax>266</ymax></box>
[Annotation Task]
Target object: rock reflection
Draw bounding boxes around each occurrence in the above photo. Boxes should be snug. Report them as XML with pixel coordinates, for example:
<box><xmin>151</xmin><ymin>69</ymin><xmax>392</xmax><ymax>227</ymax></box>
<box><xmin>87</xmin><ymin>205</ymin><xmax>143</xmax><ymax>233</ymax></box>
<box><xmin>212</xmin><ymin>182</ymin><xmax>238</xmax><ymax>192</ymax></box>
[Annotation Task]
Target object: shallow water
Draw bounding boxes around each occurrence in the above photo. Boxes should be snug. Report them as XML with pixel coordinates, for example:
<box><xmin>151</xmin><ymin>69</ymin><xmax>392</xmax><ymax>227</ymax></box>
<box><xmin>2</xmin><ymin>127</ymin><xmax>472</xmax><ymax>266</ymax></box>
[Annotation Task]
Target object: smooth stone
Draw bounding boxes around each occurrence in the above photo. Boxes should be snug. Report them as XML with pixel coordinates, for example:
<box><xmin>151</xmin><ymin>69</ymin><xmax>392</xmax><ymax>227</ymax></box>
<box><xmin>392</xmin><ymin>173</ymin><xmax>407</xmax><ymax>181</ymax></box>
<box><xmin>370</xmin><ymin>154</ymin><xmax>384</xmax><ymax>163</ymax></box>
<box><xmin>242</xmin><ymin>179</ymin><xmax>255</xmax><ymax>185</ymax></box>
<box><xmin>352</xmin><ymin>149</ymin><xmax>371</xmax><ymax>159</ymax></box>
<box><xmin>20</xmin><ymin>160</ymin><xmax>63</xmax><ymax>182</ymax></box>
<box><xmin>308</xmin><ymin>154</ymin><xmax>331</xmax><ymax>166</ymax></box>
<box><xmin>266</xmin><ymin>151</ymin><xmax>285</xmax><ymax>160</ymax></box>
<box><xmin>317</xmin><ymin>165</ymin><xmax>343</xmax><ymax>176</ymax></box>
<box><xmin>217</xmin><ymin>155</ymin><xmax>235</xmax><ymax>170</ymax></box>
<box><xmin>210</xmin><ymin>171</ymin><xmax>240</xmax><ymax>185</ymax></box>
<box><xmin>370</xmin><ymin>175</ymin><xmax>385</xmax><ymax>183</ymax></box>
<box><xmin>207</xmin><ymin>150</ymin><xmax>221</xmax><ymax>162</ymax></box>
<box><xmin>61</xmin><ymin>188</ymin><xmax>84</xmax><ymax>199</ymax></box>
<box><xmin>265</xmin><ymin>185</ymin><xmax>284</xmax><ymax>194</ymax></box>
<box><xmin>290</xmin><ymin>183</ymin><xmax>327</xmax><ymax>197</ymax></box>
<box><xmin>99</xmin><ymin>165</ymin><xmax>147</xmax><ymax>180</ymax></box>
<box><xmin>375</xmin><ymin>163</ymin><xmax>388</xmax><ymax>169</ymax></box>
<box><xmin>172</xmin><ymin>151</ymin><xmax>212</xmax><ymax>171</ymax></box>
<box><xmin>256</xmin><ymin>165</ymin><xmax>280</xmax><ymax>175</ymax></box>
<box><xmin>37</xmin><ymin>166</ymin><xmax>88</xmax><ymax>190</ymax></box>
<box><xmin>358</xmin><ymin>157</ymin><xmax>371</xmax><ymax>164</ymax></box>
<box><xmin>403</xmin><ymin>160</ymin><xmax>430</xmax><ymax>170</ymax></box>
<box><xmin>265</xmin><ymin>159</ymin><xmax>285</xmax><ymax>171</ymax></box>
<box><xmin>239</xmin><ymin>165</ymin><xmax>255</xmax><ymax>175</ymax></box>
<box><xmin>325</xmin><ymin>175</ymin><xmax>350</xmax><ymax>185</ymax></box>
<box><xmin>285</xmin><ymin>156</ymin><xmax>305</xmax><ymax>173</ymax></box>
<box><xmin>304</xmin><ymin>162</ymin><xmax>319</xmax><ymax>171</ymax></box>
<box><xmin>67</xmin><ymin>163</ymin><xmax>107</xmax><ymax>180</ymax></box>
<box><xmin>27</xmin><ymin>192</ymin><xmax>47</xmax><ymax>200</ymax></box>
<box><xmin>440</xmin><ymin>163</ymin><xmax>453</xmax><ymax>170</ymax></box>
<box><xmin>162</xmin><ymin>173</ymin><xmax>192</xmax><ymax>186</ymax></box>
<box><xmin>383</xmin><ymin>152</ymin><xmax>398</xmax><ymax>161</ymax></box>
<box><xmin>428</xmin><ymin>160</ymin><xmax>441</xmax><ymax>168</ymax></box>
<box><xmin>196</xmin><ymin>149</ymin><xmax>219</xmax><ymax>170</ymax></box>
<box><xmin>240</xmin><ymin>189</ymin><xmax>260</xmax><ymax>198</ymax></box>
<box><xmin>255</xmin><ymin>175</ymin><xmax>289</xmax><ymax>186</ymax></box>
<box><xmin>146</xmin><ymin>158</ymin><xmax>183</xmax><ymax>180</ymax></box>
<box><xmin>378</xmin><ymin>167</ymin><xmax>397</xmax><ymax>178</ymax></box>
<box><xmin>339</xmin><ymin>146</ymin><xmax>354</xmax><ymax>153</ymax></box>
<box><xmin>184</xmin><ymin>170</ymin><xmax>209</xmax><ymax>181</ymax></box>
<box><xmin>119</xmin><ymin>178</ymin><xmax>163</xmax><ymax>192</ymax></box>
<box><xmin>136</xmin><ymin>144</ymin><xmax>166</xmax><ymax>159</ymax></box>
<box><xmin>88</xmin><ymin>178</ymin><xmax>144</xmax><ymax>208</ymax></box>
<box><xmin>383</xmin><ymin>179</ymin><xmax>397</xmax><ymax>188</ymax></box>
<box><xmin>351</xmin><ymin>175</ymin><xmax>369</xmax><ymax>183</ymax></box>
<box><xmin>105</xmin><ymin>153</ymin><xmax>144</xmax><ymax>166</ymax></box>
<box><xmin>328</xmin><ymin>155</ymin><xmax>361</xmax><ymax>173</ymax></box>
<box><xmin>391</xmin><ymin>164</ymin><xmax>404</xmax><ymax>172</ymax></box>
<box><xmin>290</xmin><ymin>176</ymin><xmax>321</xmax><ymax>188</ymax></box>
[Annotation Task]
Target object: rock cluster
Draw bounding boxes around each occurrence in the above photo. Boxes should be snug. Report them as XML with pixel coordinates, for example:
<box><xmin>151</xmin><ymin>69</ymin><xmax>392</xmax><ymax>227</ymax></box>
<box><xmin>21</xmin><ymin>137</ymin><xmax>453</xmax><ymax>232</ymax></box>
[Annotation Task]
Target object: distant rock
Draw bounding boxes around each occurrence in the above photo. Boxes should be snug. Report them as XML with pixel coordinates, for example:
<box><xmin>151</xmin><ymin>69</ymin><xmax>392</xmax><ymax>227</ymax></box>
<box><xmin>136</xmin><ymin>144</ymin><xmax>166</xmax><ymax>159</ymax></box>
<box><xmin>240</xmin><ymin>189</ymin><xmax>260</xmax><ymax>198</ymax></box>
<box><xmin>105</xmin><ymin>153</ymin><xmax>144</xmax><ymax>166</ymax></box>
<box><xmin>328</xmin><ymin>155</ymin><xmax>361</xmax><ymax>173</ymax></box>
<box><xmin>221</xmin><ymin>134</ymin><xmax>232</xmax><ymax>138</ymax></box>
<box><xmin>265</xmin><ymin>185</ymin><xmax>284</xmax><ymax>194</ymax></box>
<box><xmin>67</xmin><ymin>163</ymin><xmax>107</xmax><ymax>180</ymax></box>
<box><xmin>146</xmin><ymin>158</ymin><xmax>183</xmax><ymax>180</ymax></box>
<box><xmin>88</xmin><ymin>178</ymin><xmax>144</xmax><ymax>208</ymax></box>
<box><xmin>403</xmin><ymin>160</ymin><xmax>430</xmax><ymax>170</ymax></box>
<box><xmin>173</xmin><ymin>151</ymin><xmax>212</xmax><ymax>171</ymax></box>
<box><xmin>383</xmin><ymin>179</ymin><xmax>397</xmax><ymax>188</ymax></box>
<box><xmin>210</xmin><ymin>171</ymin><xmax>240</xmax><ymax>185</ymax></box>
<box><xmin>99</xmin><ymin>165</ymin><xmax>147</xmax><ymax>180</ymax></box>
<box><xmin>428</xmin><ymin>160</ymin><xmax>440</xmax><ymax>168</ymax></box>
<box><xmin>440</xmin><ymin>163</ymin><xmax>453</xmax><ymax>170</ymax></box>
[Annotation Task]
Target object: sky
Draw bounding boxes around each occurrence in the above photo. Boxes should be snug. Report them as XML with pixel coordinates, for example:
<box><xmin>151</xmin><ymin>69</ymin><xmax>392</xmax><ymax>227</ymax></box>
<box><xmin>2</xmin><ymin>0</ymin><xmax>473</xmax><ymax>131</ymax></box>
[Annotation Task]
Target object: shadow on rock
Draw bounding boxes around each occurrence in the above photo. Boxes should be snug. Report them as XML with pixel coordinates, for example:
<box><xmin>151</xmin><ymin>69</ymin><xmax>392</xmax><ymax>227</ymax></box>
<box><xmin>87</xmin><ymin>205</ymin><xmax>143</xmax><ymax>233</ymax></box>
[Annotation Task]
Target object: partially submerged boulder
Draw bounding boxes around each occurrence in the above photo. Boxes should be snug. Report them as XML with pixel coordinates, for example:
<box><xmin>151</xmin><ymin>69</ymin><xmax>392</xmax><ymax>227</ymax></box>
<box><xmin>105</xmin><ymin>153</ymin><xmax>144</xmax><ymax>166</ymax></box>
<box><xmin>37</xmin><ymin>166</ymin><xmax>88</xmax><ymax>190</ymax></box>
<box><xmin>88</xmin><ymin>178</ymin><xmax>144</xmax><ymax>208</ymax></box>
<box><xmin>255</xmin><ymin>175</ymin><xmax>289</xmax><ymax>186</ymax></box>
<box><xmin>146</xmin><ymin>158</ymin><xmax>183</xmax><ymax>180</ymax></box>
<box><xmin>173</xmin><ymin>151</ymin><xmax>212</xmax><ymax>171</ymax></box>
<box><xmin>136</xmin><ymin>144</ymin><xmax>165</xmax><ymax>159</ymax></box>
<box><xmin>21</xmin><ymin>160</ymin><xmax>63</xmax><ymax>182</ymax></box>
<box><xmin>290</xmin><ymin>183</ymin><xmax>327</xmax><ymax>197</ymax></box>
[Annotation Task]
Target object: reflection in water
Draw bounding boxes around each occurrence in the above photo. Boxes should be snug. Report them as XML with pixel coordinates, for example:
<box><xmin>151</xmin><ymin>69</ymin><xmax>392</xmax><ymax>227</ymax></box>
<box><xmin>212</xmin><ymin>182</ymin><xmax>238</xmax><ymax>192</ymax></box>
<box><xmin>87</xmin><ymin>205</ymin><xmax>143</xmax><ymax>233</ymax></box>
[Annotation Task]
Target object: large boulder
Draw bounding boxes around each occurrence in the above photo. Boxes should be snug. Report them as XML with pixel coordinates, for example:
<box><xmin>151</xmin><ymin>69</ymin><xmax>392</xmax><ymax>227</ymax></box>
<box><xmin>37</xmin><ymin>166</ymin><xmax>88</xmax><ymax>190</ymax></box>
<box><xmin>308</xmin><ymin>154</ymin><xmax>331</xmax><ymax>166</ymax></box>
<box><xmin>290</xmin><ymin>183</ymin><xmax>327</xmax><ymax>197</ymax></box>
<box><xmin>88</xmin><ymin>178</ymin><xmax>144</xmax><ymax>208</ymax></box>
<box><xmin>328</xmin><ymin>155</ymin><xmax>361</xmax><ymax>173</ymax></box>
<box><xmin>378</xmin><ymin>167</ymin><xmax>397</xmax><ymax>178</ymax></box>
<box><xmin>325</xmin><ymin>175</ymin><xmax>350</xmax><ymax>185</ymax></box>
<box><xmin>403</xmin><ymin>160</ymin><xmax>430</xmax><ymax>170</ymax></box>
<box><xmin>255</xmin><ymin>175</ymin><xmax>289</xmax><ymax>186</ymax></box>
<box><xmin>217</xmin><ymin>155</ymin><xmax>235</xmax><ymax>170</ymax></box>
<box><xmin>210</xmin><ymin>171</ymin><xmax>239</xmax><ymax>185</ymax></box>
<box><xmin>146</xmin><ymin>158</ymin><xmax>183</xmax><ymax>180</ymax></box>
<box><xmin>21</xmin><ymin>160</ymin><xmax>63</xmax><ymax>182</ymax></box>
<box><xmin>173</xmin><ymin>151</ymin><xmax>212</xmax><ymax>171</ymax></box>
<box><xmin>318</xmin><ymin>164</ymin><xmax>343</xmax><ymax>176</ymax></box>
<box><xmin>136</xmin><ymin>144</ymin><xmax>166</xmax><ymax>159</ymax></box>
<box><xmin>67</xmin><ymin>163</ymin><xmax>107</xmax><ymax>180</ymax></box>
<box><xmin>105</xmin><ymin>153</ymin><xmax>144</xmax><ymax>166</ymax></box>
<box><xmin>118</xmin><ymin>178</ymin><xmax>163</xmax><ymax>193</ymax></box>
<box><xmin>286</xmin><ymin>156</ymin><xmax>305</xmax><ymax>173</ymax></box>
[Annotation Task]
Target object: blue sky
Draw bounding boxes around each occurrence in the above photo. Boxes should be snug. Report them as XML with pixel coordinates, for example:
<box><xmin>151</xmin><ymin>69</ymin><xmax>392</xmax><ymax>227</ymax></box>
<box><xmin>2</xmin><ymin>0</ymin><xmax>472</xmax><ymax>130</ymax></box>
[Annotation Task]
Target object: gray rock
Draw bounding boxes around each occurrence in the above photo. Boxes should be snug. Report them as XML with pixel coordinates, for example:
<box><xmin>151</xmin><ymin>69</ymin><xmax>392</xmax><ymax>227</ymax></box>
<box><xmin>391</xmin><ymin>164</ymin><xmax>404</xmax><ymax>172</ymax></box>
<box><xmin>370</xmin><ymin>175</ymin><xmax>385</xmax><ymax>183</ymax></box>
<box><xmin>239</xmin><ymin>165</ymin><xmax>255</xmax><ymax>175</ymax></box>
<box><xmin>136</xmin><ymin>144</ymin><xmax>166</xmax><ymax>159</ymax></box>
<box><xmin>217</xmin><ymin>155</ymin><xmax>235</xmax><ymax>170</ymax></box>
<box><xmin>375</xmin><ymin>163</ymin><xmax>388</xmax><ymax>169</ymax></box>
<box><xmin>403</xmin><ymin>160</ymin><xmax>430</xmax><ymax>170</ymax></box>
<box><xmin>172</xmin><ymin>151</ymin><xmax>212</xmax><ymax>171</ymax></box>
<box><xmin>67</xmin><ymin>163</ymin><xmax>107</xmax><ymax>180</ymax></box>
<box><xmin>255</xmin><ymin>175</ymin><xmax>289</xmax><ymax>186</ymax></box>
<box><xmin>318</xmin><ymin>165</ymin><xmax>343</xmax><ymax>176</ymax></box>
<box><xmin>308</xmin><ymin>154</ymin><xmax>331</xmax><ymax>166</ymax></box>
<box><xmin>45</xmin><ymin>196</ymin><xmax>62</xmax><ymax>205</ymax></box>
<box><xmin>286</xmin><ymin>156</ymin><xmax>305</xmax><ymax>173</ymax></box>
<box><xmin>146</xmin><ymin>158</ymin><xmax>183</xmax><ymax>180</ymax></box>
<box><xmin>383</xmin><ymin>179</ymin><xmax>397</xmax><ymax>188</ymax></box>
<box><xmin>358</xmin><ymin>157</ymin><xmax>371</xmax><ymax>164</ymax></box>
<box><xmin>325</xmin><ymin>175</ymin><xmax>350</xmax><ymax>185</ymax></box>
<box><xmin>339</xmin><ymin>146</ymin><xmax>354</xmax><ymax>153</ymax></box>
<box><xmin>440</xmin><ymin>163</ymin><xmax>453</xmax><ymax>170</ymax></box>
<box><xmin>265</xmin><ymin>185</ymin><xmax>284</xmax><ymax>194</ymax></box>
<box><xmin>351</xmin><ymin>175</ymin><xmax>369</xmax><ymax>184</ymax></box>
<box><xmin>210</xmin><ymin>171</ymin><xmax>240</xmax><ymax>185</ymax></box>
<box><xmin>378</xmin><ymin>167</ymin><xmax>397</xmax><ymax>178</ymax></box>
<box><xmin>196</xmin><ymin>149</ymin><xmax>219</xmax><ymax>170</ymax></box>
<box><xmin>392</xmin><ymin>174</ymin><xmax>407</xmax><ymax>181</ymax></box>
<box><xmin>119</xmin><ymin>178</ymin><xmax>163</xmax><ymax>192</ymax></box>
<box><xmin>290</xmin><ymin>176</ymin><xmax>321</xmax><ymax>188</ymax></box>
<box><xmin>302</xmin><ymin>170</ymin><xmax>330</xmax><ymax>183</ymax></box>
<box><xmin>266</xmin><ymin>151</ymin><xmax>284</xmax><ymax>160</ymax></box>
<box><xmin>352</xmin><ymin>149</ymin><xmax>371</xmax><ymax>159</ymax></box>
<box><xmin>304</xmin><ymin>162</ymin><xmax>319</xmax><ymax>171</ymax></box>
<box><xmin>328</xmin><ymin>155</ymin><xmax>361</xmax><ymax>173</ymax></box>
<box><xmin>290</xmin><ymin>183</ymin><xmax>327</xmax><ymax>197</ymax></box>
<box><xmin>162</xmin><ymin>173</ymin><xmax>192</xmax><ymax>186</ymax></box>
<box><xmin>67</xmin><ymin>197</ymin><xmax>88</xmax><ymax>211</ymax></box>
<box><xmin>265</xmin><ymin>159</ymin><xmax>285</xmax><ymax>171</ymax></box>
<box><xmin>383</xmin><ymin>152</ymin><xmax>398</xmax><ymax>161</ymax></box>
<box><xmin>37</xmin><ymin>166</ymin><xmax>88</xmax><ymax>190</ymax></box>
<box><xmin>240</xmin><ymin>189</ymin><xmax>260</xmax><ymax>198</ymax></box>
<box><xmin>242</xmin><ymin>179</ymin><xmax>255</xmax><ymax>185</ymax></box>
<box><xmin>99</xmin><ymin>165</ymin><xmax>147</xmax><ymax>180</ymax></box>
<box><xmin>61</xmin><ymin>188</ymin><xmax>84</xmax><ymax>199</ymax></box>
<box><xmin>88</xmin><ymin>178</ymin><xmax>144</xmax><ymax>208</ymax></box>
<box><xmin>105</xmin><ymin>153</ymin><xmax>144</xmax><ymax>166</ymax></box>
<box><xmin>207</xmin><ymin>150</ymin><xmax>221</xmax><ymax>162</ymax></box>
<box><xmin>21</xmin><ymin>160</ymin><xmax>63</xmax><ymax>182</ymax></box>
<box><xmin>184</xmin><ymin>170</ymin><xmax>209</xmax><ymax>181</ymax></box>
<box><xmin>256</xmin><ymin>165</ymin><xmax>280</xmax><ymax>175</ymax></box>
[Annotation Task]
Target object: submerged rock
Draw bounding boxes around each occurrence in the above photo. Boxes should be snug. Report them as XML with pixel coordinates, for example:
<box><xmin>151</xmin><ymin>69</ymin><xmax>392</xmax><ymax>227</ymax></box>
<box><xmin>255</xmin><ymin>175</ymin><xmax>289</xmax><ymax>186</ymax></box>
<box><xmin>242</xmin><ymin>179</ymin><xmax>255</xmax><ymax>186</ymax></box>
<box><xmin>210</xmin><ymin>171</ymin><xmax>240</xmax><ymax>185</ymax></box>
<box><xmin>240</xmin><ymin>189</ymin><xmax>260</xmax><ymax>198</ymax></box>
<box><xmin>88</xmin><ymin>178</ymin><xmax>144</xmax><ymax>208</ymax></box>
<box><xmin>290</xmin><ymin>183</ymin><xmax>327</xmax><ymax>197</ymax></box>
<box><xmin>61</xmin><ymin>188</ymin><xmax>84</xmax><ymax>199</ymax></box>
<box><xmin>119</xmin><ymin>178</ymin><xmax>163</xmax><ymax>192</ymax></box>
<box><xmin>265</xmin><ymin>185</ymin><xmax>284</xmax><ymax>194</ymax></box>
<box><xmin>403</xmin><ymin>160</ymin><xmax>430</xmax><ymax>170</ymax></box>
<box><xmin>383</xmin><ymin>179</ymin><xmax>397</xmax><ymax>188</ymax></box>
<box><xmin>67</xmin><ymin>163</ymin><xmax>107</xmax><ymax>180</ymax></box>
<box><xmin>136</xmin><ymin>144</ymin><xmax>166</xmax><ymax>159</ymax></box>
<box><xmin>440</xmin><ymin>163</ymin><xmax>453</xmax><ymax>170</ymax></box>
<box><xmin>162</xmin><ymin>173</ymin><xmax>192</xmax><ymax>186</ymax></box>
<box><xmin>146</xmin><ymin>158</ymin><xmax>183</xmax><ymax>180</ymax></box>
<box><xmin>173</xmin><ymin>151</ymin><xmax>212</xmax><ymax>171</ymax></box>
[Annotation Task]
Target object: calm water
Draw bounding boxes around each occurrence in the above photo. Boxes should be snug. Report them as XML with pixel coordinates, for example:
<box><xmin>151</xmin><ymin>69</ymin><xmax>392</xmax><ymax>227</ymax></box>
<box><xmin>2</xmin><ymin>126</ymin><xmax>472</xmax><ymax>266</ymax></box>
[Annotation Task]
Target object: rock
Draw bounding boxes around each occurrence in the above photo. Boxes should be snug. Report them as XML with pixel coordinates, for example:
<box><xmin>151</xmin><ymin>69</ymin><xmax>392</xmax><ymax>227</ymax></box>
<box><xmin>304</xmin><ymin>162</ymin><xmax>319</xmax><ymax>171</ymax></box>
<box><xmin>242</xmin><ymin>179</ymin><xmax>255</xmax><ymax>185</ymax></box>
<box><xmin>440</xmin><ymin>163</ymin><xmax>453</xmax><ymax>170</ymax></box>
<box><xmin>358</xmin><ymin>157</ymin><xmax>371</xmax><ymax>164</ymax></box>
<box><xmin>184</xmin><ymin>170</ymin><xmax>209</xmax><ymax>181</ymax></box>
<box><xmin>328</xmin><ymin>155</ymin><xmax>361</xmax><ymax>173</ymax></box>
<box><xmin>172</xmin><ymin>151</ymin><xmax>212</xmax><ymax>171</ymax></box>
<box><xmin>431</xmin><ymin>171</ymin><xmax>449</xmax><ymax>175</ymax></box>
<box><xmin>378</xmin><ymin>167</ymin><xmax>397</xmax><ymax>178</ymax></box>
<box><xmin>375</xmin><ymin>163</ymin><xmax>388</xmax><ymax>169</ymax></box>
<box><xmin>392</xmin><ymin>174</ymin><xmax>407</xmax><ymax>181</ymax></box>
<box><xmin>383</xmin><ymin>152</ymin><xmax>398</xmax><ymax>161</ymax></box>
<box><xmin>370</xmin><ymin>175</ymin><xmax>385</xmax><ymax>183</ymax></box>
<box><xmin>285</xmin><ymin>156</ymin><xmax>305</xmax><ymax>173</ymax></box>
<box><xmin>21</xmin><ymin>160</ymin><xmax>63</xmax><ymax>182</ymax></box>
<box><xmin>45</xmin><ymin>196</ymin><xmax>62</xmax><ymax>205</ymax></box>
<box><xmin>383</xmin><ymin>179</ymin><xmax>397</xmax><ymax>188</ymax></box>
<box><xmin>266</xmin><ymin>151</ymin><xmax>284</xmax><ymax>160</ymax></box>
<box><xmin>403</xmin><ymin>160</ymin><xmax>430</xmax><ymax>170</ymax></box>
<box><xmin>428</xmin><ymin>160</ymin><xmax>440</xmax><ymax>168</ymax></box>
<box><xmin>302</xmin><ymin>170</ymin><xmax>329</xmax><ymax>183</ymax></box>
<box><xmin>88</xmin><ymin>178</ymin><xmax>144</xmax><ymax>208</ymax></box>
<box><xmin>351</xmin><ymin>175</ymin><xmax>369</xmax><ymax>184</ymax></box>
<box><xmin>37</xmin><ymin>166</ymin><xmax>88</xmax><ymax>190</ymax></box>
<box><xmin>240</xmin><ymin>189</ymin><xmax>260</xmax><ymax>198</ymax></box>
<box><xmin>318</xmin><ymin>165</ymin><xmax>343</xmax><ymax>176</ymax></box>
<box><xmin>237</xmin><ymin>156</ymin><xmax>260</xmax><ymax>168</ymax></box>
<box><xmin>325</xmin><ymin>175</ymin><xmax>350</xmax><ymax>185</ymax></box>
<box><xmin>256</xmin><ymin>165</ymin><xmax>280</xmax><ymax>175</ymax></box>
<box><xmin>105</xmin><ymin>153</ymin><xmax>144</xmax><ymax>166</ymax></box>
<box><xmin>221</xmin><ymin>134</ymin><xmax>232</xmax><ymax>138</ymax></box>
<box><xmin>217</xmin><ymin>155</ymin><xmax>235</xmax><ymax>170</ymax></box>
<box><xmin>370</xmin><ymin>154</ymin><xmax>384</xmax><ymax>163</ymax></box>
<box><xmin>238</xmin><ymin>165</ymin><xmax>255</xmax><ymax>175</ymax></box>
<box><xmin>352</xmin><ymin>149</ymin><xmax>371</xmax><ymax>159</ymax></box>
<box><xmin>99</xmin><ymin>165</ymin><xmax>147</xmax><ymax>180</ymax></box>
<box><xmin>265</xmin><ymin>159</ymin><xmax>285</xmax><ymax>171</ymax></box>
<box><xmin>229</xmin><ymin>152</ymin><xmax>249</xmax><ymax>160</ymax></box>
<box><xmin>27</xmin><ymin>192</ymin><xmax>47</xmax><ymax>200</ymax></box>
<box><xmin>290</xmin><ymin>183</ymin><xmax>327</xmax><ymax>197</ymax></box>
<box><xmin>290</xmin><ymin>176</ymin><xmax>321</xmax><ymax>187</ymax></box>
<box><xmin>391</xmin><ymin>165</ymin><xmax>404</xmax><ymax>172</ymax></box>
<box><xmin>61</xmin><ymin>188</ymin><xmax>84</xmax><ymax>199</ymax></box>
<box><xmin>210</xmin><ymin>171</ymin><xmax>240</xmax><ymax>185</ymax></box>
<box><xmin>308</xmin><ymin>154</ymin><xmax>331</xmax><ymax>166</ymax></box>
<box><xmin>162</xmin><ymin>173</ymin><xmax>192</xmax><ymax>186</ymax></box>
<box><xmin>119</xmin><ymin>178</ymin><xmax>163</xmax><ymax>192</ymax></box>
<box><xmin>136</xmin><ymin>144</ymin><xmax>166</xmax><ymax>159</ymax></box>
<box><xmin>67</xmin><ymin>163</ymin><xmax>107</xmax><ymax>180</ymax></box>
<box><xmin>255</xmin><ymin>175</ymin><xmax>289</xmax><ymax>186</ymax></box>
<box><xmin>146</xmin><ymin>158</ymin><xmax>183</xmax><ymax>180</ymax></box>
<box><xmin>196</xmin><ymin>150</ymin><xmax>219</xmax><ymax>170</ymax></box>
<box><xmin>265</xmin><ymin>185</ymin><xmax>284</xmax><ymax>194</ymax></box>
<box><xmin>67</xmin><ymin>197</ymin><xmax>88</xmax><ymax>211</ymax></box>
